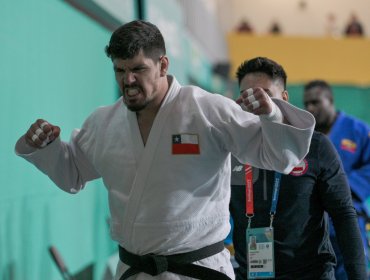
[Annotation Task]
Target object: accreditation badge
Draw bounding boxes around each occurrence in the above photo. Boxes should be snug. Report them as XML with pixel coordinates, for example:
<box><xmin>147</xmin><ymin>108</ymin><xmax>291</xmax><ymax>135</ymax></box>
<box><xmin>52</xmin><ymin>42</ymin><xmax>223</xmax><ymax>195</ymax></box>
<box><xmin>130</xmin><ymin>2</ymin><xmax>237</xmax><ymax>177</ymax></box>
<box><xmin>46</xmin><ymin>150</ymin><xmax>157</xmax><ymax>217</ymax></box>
<box><xmin>246</xmin><ymin>227</ymin><xmax>275</xmax><ymax>279</ymax></box>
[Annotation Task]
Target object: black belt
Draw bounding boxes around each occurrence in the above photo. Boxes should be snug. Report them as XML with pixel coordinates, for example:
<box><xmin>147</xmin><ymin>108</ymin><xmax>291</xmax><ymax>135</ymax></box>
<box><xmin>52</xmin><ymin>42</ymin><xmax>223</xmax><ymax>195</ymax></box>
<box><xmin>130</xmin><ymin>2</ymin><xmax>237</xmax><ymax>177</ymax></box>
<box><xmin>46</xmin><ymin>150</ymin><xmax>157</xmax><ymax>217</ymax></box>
<box><xmin>118</xmin><ymin>241</ymin><xmax>231</xmax><ymax>279</ymax></box>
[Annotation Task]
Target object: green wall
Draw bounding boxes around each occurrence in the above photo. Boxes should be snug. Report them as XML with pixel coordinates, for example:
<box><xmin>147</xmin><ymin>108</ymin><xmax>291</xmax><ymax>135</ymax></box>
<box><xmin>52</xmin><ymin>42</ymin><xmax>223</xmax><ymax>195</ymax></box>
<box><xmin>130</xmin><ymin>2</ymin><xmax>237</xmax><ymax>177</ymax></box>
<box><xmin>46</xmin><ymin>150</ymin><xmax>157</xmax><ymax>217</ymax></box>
<box><xmin>1</xmin><ymin>1</ymin><xmax>118</xmax><ymax>279</ymax></box>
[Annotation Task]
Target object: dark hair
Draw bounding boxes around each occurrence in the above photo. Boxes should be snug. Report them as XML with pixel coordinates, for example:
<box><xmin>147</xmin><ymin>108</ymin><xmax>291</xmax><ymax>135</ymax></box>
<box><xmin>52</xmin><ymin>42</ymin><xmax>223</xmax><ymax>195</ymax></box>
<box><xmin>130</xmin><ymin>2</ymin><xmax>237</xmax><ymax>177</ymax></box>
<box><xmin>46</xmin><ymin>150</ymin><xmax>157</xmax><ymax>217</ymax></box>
<box><xmin>236</xmin><ymin>57</ymin><xmax>287</xmax><ymax>89</ymax></box>
<box><xmin>105</xmin><ymin>20</ymin><xmax>166</xmax><ymax>61</ymax></box>
<box><xmin>304</xmin><ymin>80</ymin><xmax>332</xmax><ymax>93</ymax></box>
<box><xmin>304</xmin><ymin>80</ymin><xmax>334</xmax><ymax>101</ymax></box>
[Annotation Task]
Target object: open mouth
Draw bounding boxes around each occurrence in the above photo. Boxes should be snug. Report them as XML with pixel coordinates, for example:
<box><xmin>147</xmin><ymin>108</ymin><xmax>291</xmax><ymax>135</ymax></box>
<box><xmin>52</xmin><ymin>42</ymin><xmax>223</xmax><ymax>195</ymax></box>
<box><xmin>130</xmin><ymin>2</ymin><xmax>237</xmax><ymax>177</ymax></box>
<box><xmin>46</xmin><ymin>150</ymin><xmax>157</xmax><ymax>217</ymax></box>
<box><xmin>125</xmin><ymin>88</ymin><xmax>140</xmax><ymax>97</ymax></box>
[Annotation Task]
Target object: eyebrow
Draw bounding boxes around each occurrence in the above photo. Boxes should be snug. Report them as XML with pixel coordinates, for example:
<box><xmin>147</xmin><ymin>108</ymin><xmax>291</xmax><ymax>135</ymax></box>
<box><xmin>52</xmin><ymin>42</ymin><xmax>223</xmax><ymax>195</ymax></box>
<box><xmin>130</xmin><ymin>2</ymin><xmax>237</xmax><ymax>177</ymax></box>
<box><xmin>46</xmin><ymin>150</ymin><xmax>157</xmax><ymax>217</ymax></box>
<box><xmin>239</xmin><ymin>88</ymin><xmax>271</xmax><ymax>94</ymax></box>
<box><xmin>113</xmin><ymin>63</ymin><xmax>148</xmax><ymax>71</ymax></box>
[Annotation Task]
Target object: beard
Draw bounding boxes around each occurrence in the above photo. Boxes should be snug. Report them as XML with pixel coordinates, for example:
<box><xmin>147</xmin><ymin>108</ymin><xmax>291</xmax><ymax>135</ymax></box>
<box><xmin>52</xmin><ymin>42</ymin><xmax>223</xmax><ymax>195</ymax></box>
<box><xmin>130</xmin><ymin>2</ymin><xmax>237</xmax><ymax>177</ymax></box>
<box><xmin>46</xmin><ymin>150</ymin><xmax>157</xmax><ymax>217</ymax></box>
<box><xmin>121</xmin><ymin>84</ymin><xmax>148</xmax><ymax>112</ymax></box>
<box><xmin>126</xmin><ymin>102</ymin><xmax>147</xmax><ymax>112</ymax></box>
<box><xmin>122</xmin><ymin>94</ymin><xmax>151</xmax><ymax>112</ymax></box>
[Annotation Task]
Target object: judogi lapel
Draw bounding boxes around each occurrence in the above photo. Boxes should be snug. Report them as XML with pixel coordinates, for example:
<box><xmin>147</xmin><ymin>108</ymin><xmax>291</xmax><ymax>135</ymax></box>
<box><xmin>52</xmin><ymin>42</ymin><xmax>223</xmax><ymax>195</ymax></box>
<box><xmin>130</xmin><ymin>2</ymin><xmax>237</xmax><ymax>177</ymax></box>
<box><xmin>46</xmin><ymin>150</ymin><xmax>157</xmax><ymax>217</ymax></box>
<box><xmin>122</xmin><ymin>79</ymin><xmax>180</xmax><ymax>247</ymax></box>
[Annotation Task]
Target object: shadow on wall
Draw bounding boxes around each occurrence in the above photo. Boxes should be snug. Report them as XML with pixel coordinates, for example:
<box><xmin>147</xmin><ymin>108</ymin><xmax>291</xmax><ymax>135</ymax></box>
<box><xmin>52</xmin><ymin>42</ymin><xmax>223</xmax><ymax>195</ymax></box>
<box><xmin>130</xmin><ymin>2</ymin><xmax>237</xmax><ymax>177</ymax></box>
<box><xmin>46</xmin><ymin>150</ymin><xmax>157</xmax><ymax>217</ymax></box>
<box><xmin>2</xmin><ymin>262</ymin><xmax>16</xmax><ymax>280</ymax></box>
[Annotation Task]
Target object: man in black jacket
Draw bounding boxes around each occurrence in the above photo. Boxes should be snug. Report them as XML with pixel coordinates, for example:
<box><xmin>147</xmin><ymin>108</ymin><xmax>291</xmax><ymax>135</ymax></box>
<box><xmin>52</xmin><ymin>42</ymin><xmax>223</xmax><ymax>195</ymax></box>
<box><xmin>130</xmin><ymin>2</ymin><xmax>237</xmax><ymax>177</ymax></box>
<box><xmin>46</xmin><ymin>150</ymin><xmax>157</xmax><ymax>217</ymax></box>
<box><xmin>230</xmin><ymin>57</ymin><xmax>366</xmax><ymax>279</ymax></box>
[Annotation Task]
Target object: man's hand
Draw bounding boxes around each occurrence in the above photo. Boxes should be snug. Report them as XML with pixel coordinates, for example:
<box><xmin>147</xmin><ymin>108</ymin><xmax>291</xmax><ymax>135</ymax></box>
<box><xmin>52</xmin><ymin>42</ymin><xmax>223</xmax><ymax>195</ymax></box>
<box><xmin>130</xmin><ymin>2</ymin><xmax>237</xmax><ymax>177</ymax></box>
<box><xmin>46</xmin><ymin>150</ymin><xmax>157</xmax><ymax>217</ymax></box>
<box><xmin>25</xmin><ymin>119</ymin><xmax>61</xmax><ymax>148</ymax></box>
<box><xmin>236</xmin><ymin>88</ymin><xmax>283</xmax><ymax>122</ymax></box>
<box><xmin>236</xmin><ymin>88</ymin><xmax>273</xmax><ymax>115</ymax></box>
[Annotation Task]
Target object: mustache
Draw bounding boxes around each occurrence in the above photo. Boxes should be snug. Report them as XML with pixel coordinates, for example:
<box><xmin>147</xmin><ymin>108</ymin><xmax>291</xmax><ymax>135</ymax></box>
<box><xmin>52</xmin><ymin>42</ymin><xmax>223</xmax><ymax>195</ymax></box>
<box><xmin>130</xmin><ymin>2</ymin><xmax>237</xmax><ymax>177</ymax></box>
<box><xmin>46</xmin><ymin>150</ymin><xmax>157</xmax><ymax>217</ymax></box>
<box><xmin>121</xmin><ymin>85</ymin><xmax>141</xmax><ymax>96</ymax></box>
<box><xmin>123</xmin><ymin>84</ymin><xmax>140</xmax><ymax>89</ymax></box>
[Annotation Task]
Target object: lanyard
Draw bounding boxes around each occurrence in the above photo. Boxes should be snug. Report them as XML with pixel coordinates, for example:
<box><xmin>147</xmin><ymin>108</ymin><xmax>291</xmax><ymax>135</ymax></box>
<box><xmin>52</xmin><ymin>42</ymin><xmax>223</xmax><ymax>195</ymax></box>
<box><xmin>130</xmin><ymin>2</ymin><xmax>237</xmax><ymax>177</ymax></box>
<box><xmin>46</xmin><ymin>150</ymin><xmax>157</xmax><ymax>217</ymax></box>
<box><xmin>245</xmin><ymin>164</ymin><xmax>282</xmax><ymax>229</ymax></box>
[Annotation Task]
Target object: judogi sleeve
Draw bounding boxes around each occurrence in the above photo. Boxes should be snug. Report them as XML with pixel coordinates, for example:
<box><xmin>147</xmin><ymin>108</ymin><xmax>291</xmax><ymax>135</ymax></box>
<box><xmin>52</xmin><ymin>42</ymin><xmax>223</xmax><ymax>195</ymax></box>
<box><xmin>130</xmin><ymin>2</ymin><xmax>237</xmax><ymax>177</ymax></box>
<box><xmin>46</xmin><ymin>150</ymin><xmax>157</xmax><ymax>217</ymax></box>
<box><xmin>15</xmin><ymin>116</ymin><xmax>101</xmax><ymax>194</ymax></box>
<box><xmin>210</xmin><ymin>95</ymin><xmax>315</xmax><ymax>174</ymax></box>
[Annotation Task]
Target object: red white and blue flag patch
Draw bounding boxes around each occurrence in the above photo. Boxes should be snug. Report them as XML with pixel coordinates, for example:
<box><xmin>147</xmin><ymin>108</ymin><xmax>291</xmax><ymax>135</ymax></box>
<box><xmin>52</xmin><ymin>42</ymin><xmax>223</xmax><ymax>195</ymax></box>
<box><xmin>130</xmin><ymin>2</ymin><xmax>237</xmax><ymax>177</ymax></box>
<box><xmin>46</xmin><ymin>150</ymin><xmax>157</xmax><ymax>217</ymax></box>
<box><xmin>172</xmin><ymin>134</ymin><xmax>200</xmax><ymax>155</ymax></box>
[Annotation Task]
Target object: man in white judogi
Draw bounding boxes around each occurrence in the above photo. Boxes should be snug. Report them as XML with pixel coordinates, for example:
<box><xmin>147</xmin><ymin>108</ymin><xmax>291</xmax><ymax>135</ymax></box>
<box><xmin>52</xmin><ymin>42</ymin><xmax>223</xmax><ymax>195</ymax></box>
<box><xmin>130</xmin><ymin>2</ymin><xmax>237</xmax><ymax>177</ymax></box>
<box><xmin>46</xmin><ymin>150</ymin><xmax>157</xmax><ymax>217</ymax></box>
<box><xmin>15</xmin><ymin>20</ymin><xmax>315</xmax><ymax>280</ymax></box>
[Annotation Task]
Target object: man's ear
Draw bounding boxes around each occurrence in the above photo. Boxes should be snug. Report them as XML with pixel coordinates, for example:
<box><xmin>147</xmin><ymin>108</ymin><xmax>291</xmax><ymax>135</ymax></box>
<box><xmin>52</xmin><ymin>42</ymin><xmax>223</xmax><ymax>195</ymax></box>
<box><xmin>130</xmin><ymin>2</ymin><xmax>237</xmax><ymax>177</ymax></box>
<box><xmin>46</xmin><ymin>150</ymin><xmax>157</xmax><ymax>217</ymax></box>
<box><xmin>282</xmin><ymin>90</ymin><xmax>289</xmax><ymax>102</ymax></box>
<box><xmin>160</xmin><ymin>56</ymin><xmax>169</xmax><ymax>77</ymax></box>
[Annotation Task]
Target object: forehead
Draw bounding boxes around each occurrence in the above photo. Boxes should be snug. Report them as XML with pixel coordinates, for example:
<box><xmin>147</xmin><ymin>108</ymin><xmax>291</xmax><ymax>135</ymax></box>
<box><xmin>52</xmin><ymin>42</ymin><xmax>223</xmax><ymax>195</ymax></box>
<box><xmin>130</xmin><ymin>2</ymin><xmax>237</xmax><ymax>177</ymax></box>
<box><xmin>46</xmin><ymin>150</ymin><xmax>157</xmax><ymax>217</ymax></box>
<box><xmin>240</xmin><ymin>72</ymin><xmax>281</xmax><ymax>91</ymax></box>
<box><xmin>304</xmin><ymin>86</ymin><xmax>329</xmax><ymax>101</ymax></box>
<box><xmin>112</xmin><ymin>50</ymin><xmax>153</xmax><ymax>68</ymax></box>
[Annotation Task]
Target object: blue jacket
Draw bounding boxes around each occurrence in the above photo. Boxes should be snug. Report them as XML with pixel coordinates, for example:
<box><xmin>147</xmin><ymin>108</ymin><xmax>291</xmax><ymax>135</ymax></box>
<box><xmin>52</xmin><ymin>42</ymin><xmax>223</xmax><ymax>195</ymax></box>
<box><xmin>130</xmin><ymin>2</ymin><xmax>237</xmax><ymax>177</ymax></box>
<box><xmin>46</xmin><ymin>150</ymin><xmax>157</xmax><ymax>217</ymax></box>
<box><xmin>327</xmin><ymin>111</ymin><xmax>370</xmax><ymax>279</ymax></box>
<box><xmin>329</xmin><ymin>111</ymin><xmax>370</xmax><ymax>216</ymax></box>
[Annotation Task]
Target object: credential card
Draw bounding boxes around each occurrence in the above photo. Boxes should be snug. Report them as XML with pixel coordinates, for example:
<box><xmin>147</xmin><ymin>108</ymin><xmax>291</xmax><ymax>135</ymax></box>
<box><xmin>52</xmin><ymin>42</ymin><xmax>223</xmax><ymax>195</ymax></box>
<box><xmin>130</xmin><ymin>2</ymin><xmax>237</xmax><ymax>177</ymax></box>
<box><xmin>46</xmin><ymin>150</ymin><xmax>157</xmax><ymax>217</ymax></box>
<box><xmin>246</xmin><ymin>227</ymin><xmax>275</xmax><ymax>279</ymax></box>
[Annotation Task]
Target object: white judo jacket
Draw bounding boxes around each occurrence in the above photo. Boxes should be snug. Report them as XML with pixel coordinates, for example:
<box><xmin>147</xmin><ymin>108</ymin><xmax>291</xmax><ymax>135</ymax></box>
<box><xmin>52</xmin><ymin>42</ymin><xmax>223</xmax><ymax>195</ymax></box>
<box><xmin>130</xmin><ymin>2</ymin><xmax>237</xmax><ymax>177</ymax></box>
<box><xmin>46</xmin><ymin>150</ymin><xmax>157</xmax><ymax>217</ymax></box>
<box><xmin>15</xmin><ymin>76</ymin><xmax>315</xmax><ymax>279</ymax></box>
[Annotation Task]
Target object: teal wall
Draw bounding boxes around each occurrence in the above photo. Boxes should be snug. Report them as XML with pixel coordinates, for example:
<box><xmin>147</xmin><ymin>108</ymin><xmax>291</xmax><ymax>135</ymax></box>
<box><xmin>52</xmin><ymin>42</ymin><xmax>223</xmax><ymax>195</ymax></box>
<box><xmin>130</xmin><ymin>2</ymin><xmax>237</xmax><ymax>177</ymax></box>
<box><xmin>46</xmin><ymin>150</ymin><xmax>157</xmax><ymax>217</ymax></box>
<box><xmin>0</xmin><ymin>1</ymin><xmax>226</xmax><ymax>279</ymax></box>
<box><xmin>1</xmin><ymin>1</ymin><xmax>119</xmax><ymax>279</ymax></box>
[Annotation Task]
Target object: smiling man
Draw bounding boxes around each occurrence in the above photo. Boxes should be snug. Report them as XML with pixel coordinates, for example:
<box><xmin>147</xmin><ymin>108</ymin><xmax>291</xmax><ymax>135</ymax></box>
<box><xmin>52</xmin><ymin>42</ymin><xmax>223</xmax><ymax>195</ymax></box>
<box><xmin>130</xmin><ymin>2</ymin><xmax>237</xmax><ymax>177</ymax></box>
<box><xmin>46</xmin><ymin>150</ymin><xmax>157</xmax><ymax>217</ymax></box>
<box><xmin>15</xmin><ymin>22</ymin><xmax>315</xmax><ymax>280</ymax></box>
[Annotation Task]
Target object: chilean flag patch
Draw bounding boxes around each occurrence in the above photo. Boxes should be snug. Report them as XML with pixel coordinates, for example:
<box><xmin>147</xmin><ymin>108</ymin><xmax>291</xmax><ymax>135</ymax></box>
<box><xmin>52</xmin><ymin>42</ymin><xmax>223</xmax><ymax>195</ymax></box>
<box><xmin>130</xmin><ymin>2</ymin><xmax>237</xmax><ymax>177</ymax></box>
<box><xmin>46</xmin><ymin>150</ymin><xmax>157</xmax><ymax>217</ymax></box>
<box><xmin>172</xmin><ymin>134</ymin><xmax>200</xmax><ymax>155</ymax></box>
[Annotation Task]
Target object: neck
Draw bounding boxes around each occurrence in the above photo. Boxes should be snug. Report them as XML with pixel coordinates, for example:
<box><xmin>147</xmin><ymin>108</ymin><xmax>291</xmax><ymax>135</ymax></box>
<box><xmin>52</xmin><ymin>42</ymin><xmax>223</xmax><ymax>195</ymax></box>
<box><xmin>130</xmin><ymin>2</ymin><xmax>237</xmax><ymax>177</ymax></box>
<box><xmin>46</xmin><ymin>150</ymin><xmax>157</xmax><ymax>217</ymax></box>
<box><xmin>136</xmin><ymin>110</ymin><xmax>158</xmax><ymax>146</ymax></box>
<box><xmin>316</xmin><ymin>112</ymin><xmax>337</xmax><ymax>135</ymax></box>
<box><xmin>136</xmin><ymin>76</ymin><xmax>170</xmax><ymax>145</ymax></box>
<box><xmin>316</xmin><ymin>124</ymin><xmax>332</xmax><ymax>135</ymax></box>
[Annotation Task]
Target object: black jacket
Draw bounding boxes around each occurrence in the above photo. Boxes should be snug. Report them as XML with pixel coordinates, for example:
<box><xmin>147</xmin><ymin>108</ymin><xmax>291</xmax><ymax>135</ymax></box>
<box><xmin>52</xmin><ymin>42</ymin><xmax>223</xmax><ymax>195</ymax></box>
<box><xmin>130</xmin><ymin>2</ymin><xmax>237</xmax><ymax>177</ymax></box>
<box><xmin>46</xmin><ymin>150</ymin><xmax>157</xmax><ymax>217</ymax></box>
<box><xmin>230</xmin><ymin>132</ymin><xmax>366</xmax><ymax>280</ymax></box>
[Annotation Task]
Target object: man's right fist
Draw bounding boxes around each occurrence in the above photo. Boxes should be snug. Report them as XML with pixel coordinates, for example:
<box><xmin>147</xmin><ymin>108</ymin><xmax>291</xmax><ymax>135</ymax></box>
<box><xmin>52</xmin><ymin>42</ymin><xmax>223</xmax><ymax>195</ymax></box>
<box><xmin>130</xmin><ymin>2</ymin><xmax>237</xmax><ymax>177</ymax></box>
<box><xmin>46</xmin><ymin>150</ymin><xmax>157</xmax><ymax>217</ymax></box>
<box><xmin>25</xmin><ymin>119</ymin><xmax>60</xmax><ymax>148</ymax></box>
